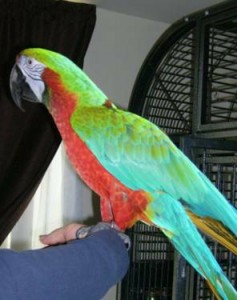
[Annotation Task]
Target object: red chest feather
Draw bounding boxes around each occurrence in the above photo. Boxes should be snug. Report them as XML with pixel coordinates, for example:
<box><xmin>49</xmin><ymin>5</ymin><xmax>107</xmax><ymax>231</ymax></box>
<box><xmin>62</xmin><ymin>126</ymin><xmax>150</xmax><ymax>229</ymax></box>
<box><xmin>44</xmin><ymin>69</ymin><xmax>150</xmax><ymax>229</ymax></box>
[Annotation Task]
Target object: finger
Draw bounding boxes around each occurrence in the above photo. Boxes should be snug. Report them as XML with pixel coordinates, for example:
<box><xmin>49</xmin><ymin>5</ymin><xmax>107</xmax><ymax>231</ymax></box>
<box><xmin>39</xmin><ymin>223</ymin><xmax>84</xmax><ymax>245</ymax></box>
<box><xmin>39</xmin><ymin>227</ymin><xmax>66</xmax><ymax>245</ymax></box>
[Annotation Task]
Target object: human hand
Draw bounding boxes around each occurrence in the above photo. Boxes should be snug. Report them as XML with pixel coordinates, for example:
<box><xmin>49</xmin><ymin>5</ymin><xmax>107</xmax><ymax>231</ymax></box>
<box><xmin>40</xmin><ymin>223</ymin><xmax>84</xmax><ymax>246</ymax></box>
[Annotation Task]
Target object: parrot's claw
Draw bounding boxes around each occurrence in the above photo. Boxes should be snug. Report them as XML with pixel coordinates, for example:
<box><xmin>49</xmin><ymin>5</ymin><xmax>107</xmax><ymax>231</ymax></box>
<box><xmin>76</xmin><ymin>222</ymin><xmax>131</xmax><ymax>250</ymax></box>
<box><xmin>116</xmin><ymin>231</ymin><xmax>131</xmax><ymax>250</ymax></box>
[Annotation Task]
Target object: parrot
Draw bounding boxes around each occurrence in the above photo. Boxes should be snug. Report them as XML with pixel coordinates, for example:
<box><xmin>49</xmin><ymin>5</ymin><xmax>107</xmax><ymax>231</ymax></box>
<box><xmin>9</xmin><ymin>48</ymin><xmax>237</xmax><ymax>299</ymax></box>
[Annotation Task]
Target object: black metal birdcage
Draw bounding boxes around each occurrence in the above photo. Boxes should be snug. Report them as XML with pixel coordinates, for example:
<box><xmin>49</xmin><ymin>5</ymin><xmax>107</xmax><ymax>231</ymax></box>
<box><xmin>119</xmin><ymin>1</ymin><xmax>237</xmax><ymax>299</ymax></box>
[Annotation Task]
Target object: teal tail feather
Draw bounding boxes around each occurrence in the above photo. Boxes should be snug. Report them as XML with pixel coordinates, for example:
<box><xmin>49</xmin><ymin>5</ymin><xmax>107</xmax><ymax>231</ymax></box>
<box><xmin>144</xmin><ymin>191</ymin><xmax>237</xmax><ymax>300</ymax></box>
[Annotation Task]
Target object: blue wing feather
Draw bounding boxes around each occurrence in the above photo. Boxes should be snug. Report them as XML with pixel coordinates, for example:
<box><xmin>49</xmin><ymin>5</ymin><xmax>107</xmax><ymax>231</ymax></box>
<box><xmin>71</xmin><ymin>106</ymin><xmax>237</xmax><ymax>235</ymax></box>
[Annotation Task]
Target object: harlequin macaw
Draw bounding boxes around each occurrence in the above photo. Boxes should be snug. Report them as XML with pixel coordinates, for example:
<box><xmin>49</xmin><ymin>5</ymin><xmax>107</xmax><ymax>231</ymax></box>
<box><xmin>10</xmin><ymin>48</ymin><xmax>237</xmax><ymax>299</ymax></box>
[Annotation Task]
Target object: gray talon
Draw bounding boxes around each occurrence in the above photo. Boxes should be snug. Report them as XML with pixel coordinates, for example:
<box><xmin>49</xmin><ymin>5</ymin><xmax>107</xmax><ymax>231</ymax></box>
<box><xmin>76</xmin><ymin>222</ymin><xmax>131</xmax><ymax>250</ymax></box>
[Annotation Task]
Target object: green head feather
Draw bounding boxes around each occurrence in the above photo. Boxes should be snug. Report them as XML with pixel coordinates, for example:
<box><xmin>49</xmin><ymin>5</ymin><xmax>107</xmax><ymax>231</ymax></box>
<box><xmin>21</xmin><ymin>48</ymin><xmax>107</xmax><ymax>107</ymax></box>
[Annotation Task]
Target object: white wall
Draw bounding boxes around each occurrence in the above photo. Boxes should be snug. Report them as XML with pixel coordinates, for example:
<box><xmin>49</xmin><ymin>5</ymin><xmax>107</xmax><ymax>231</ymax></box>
<box><xmin>84</xmin><ymin>8</ymin><xmax>169</xmax><ymax>108</ymax></box>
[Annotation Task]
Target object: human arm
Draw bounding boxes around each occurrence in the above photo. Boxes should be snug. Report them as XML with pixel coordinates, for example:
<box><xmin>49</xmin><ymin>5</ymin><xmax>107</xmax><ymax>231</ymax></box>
<box><xmin>0</xmin><ymin>226</ymin><xmax>129</xmax><ymax>300</ymax></box>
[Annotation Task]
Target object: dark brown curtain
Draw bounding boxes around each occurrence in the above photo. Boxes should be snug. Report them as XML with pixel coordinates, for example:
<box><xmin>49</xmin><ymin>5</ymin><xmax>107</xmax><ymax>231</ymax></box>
<box><xmin>0</xmin><ymin>0</ymin><xmax>96</xmax><ymax>243</ymax></box>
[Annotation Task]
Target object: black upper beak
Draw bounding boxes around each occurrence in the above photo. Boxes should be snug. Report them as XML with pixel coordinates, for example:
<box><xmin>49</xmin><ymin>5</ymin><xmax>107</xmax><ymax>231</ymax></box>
<box><xmin>10</xmin><ymin>64</ymin><xmax>39</xmax><ymax>111</ymax></box>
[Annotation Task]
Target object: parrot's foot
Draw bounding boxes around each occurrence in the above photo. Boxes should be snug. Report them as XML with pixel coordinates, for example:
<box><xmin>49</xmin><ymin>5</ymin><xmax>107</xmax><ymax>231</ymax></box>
<box><xmin>76</xmin><ymin>222</ymin><xmax>131</xmax><ymax>250</ymax></box>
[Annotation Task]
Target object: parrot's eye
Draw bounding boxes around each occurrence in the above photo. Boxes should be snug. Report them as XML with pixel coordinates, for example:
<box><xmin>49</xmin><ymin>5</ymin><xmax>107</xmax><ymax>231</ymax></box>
<box><xmin>21</xmin><ymin>55</ymin><xmax>45</xmax><ymax>79</ymax></box>
<box><xmin>27</xmin><ymin>58</ymin><xmax>33</xmax><ymax>66</ymax></box>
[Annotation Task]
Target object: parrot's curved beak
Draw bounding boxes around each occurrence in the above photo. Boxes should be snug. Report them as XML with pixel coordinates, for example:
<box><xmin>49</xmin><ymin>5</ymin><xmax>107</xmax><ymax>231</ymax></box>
<box><xmin>10</xmin><ymin>64</ymin><xmax>40</xmax><ymax>111</ymax></box>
